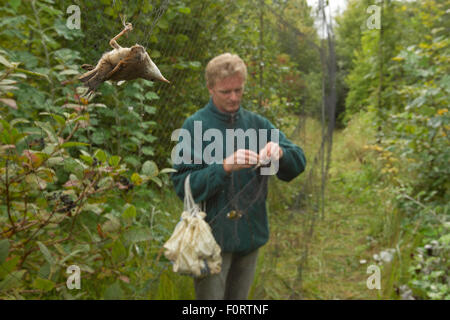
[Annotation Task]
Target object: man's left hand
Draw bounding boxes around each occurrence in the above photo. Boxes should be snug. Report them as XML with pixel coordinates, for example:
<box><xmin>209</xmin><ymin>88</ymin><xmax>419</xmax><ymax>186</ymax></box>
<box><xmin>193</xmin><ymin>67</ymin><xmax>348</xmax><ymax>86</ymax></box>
<box><xmin>258</xmin><ymin>142</ymin><xmax>283</xmax><ymax>165</ymax></box>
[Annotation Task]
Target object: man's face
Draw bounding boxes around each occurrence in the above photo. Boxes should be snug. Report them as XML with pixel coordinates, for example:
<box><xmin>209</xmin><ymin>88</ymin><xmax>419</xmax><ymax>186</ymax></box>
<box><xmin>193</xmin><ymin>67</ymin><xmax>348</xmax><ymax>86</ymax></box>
<box><xmin>208</xmin><ymin>74</ymin><xmax>244</xmax><ymax>114</ymax></box>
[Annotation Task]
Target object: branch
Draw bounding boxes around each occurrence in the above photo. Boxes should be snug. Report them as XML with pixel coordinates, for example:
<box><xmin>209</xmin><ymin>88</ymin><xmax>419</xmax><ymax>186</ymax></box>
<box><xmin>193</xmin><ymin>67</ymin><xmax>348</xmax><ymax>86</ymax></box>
<box><xmin>64</xmin><ymin>122</ymin><xmax>81</xmax><ymax>143</ymax></box>
<box><xmin>68</xmin><ymin>174</ymin><xmax>100</xmax><ymax>237</ymax></box>
<box><xmin>5</xmin><ymin>159</ymin><xmax>16</xmax><ymax>234</ymax></box>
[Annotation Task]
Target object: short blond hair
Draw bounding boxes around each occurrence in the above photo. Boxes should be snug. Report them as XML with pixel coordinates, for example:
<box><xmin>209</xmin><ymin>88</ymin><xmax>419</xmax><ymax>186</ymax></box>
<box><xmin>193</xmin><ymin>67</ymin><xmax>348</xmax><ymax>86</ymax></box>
<box><xmin>205</xmin><ymin>53</ymin><xmax>247</xmax><ymax>88</ymax></box>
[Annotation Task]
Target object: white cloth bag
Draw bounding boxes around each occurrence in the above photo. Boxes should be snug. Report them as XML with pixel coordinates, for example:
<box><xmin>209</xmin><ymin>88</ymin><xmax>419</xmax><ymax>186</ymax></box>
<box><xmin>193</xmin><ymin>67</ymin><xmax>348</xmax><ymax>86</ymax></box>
<box><xmin>163</xmin><ymin>174</ymin><xmax>221</xmax><ymax>277</ymax></box>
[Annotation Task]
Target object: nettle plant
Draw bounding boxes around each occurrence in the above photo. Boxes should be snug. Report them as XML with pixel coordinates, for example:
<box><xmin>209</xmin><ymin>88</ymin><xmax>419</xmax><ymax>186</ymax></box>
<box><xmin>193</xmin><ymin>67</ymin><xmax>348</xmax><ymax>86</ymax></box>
<box><xmin>0</xmin><ymin>107</ymin><xmax>170</xmax><ymax>299</ymax></box>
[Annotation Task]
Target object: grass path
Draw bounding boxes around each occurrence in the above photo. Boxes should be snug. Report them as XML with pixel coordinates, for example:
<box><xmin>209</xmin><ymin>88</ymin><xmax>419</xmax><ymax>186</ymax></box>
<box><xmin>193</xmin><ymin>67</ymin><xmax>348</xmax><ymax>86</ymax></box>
<box><xmin>251</xmin><ymin>114</ymin><xmax>395</xmax><ymax>299</ymax></box>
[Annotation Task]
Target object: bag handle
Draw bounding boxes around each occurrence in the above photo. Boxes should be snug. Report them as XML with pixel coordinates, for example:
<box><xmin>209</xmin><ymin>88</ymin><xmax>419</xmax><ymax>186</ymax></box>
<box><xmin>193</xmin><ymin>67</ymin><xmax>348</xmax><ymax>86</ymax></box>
<box><xmin>184</xmin><ymin>174</ymin><xmax>202</xmax><ymax>217</ymax></box>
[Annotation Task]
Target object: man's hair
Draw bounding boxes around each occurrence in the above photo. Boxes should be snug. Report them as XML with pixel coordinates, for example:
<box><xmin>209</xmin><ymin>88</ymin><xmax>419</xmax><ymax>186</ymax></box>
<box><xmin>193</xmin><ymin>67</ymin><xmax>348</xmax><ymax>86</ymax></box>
<box><xmin>205</xmin><ymin>53</ymin><xmax>247</xmax><ymax>88</ymax></box>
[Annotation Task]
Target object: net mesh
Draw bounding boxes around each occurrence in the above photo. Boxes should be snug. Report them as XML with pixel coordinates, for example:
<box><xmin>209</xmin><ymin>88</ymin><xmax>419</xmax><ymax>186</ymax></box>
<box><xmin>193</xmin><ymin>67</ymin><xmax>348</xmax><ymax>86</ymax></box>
<box><xmin>1</xmin><ymin>0</ymin><xmax>338</xmax><ymax>297</ymax></box>
<box><xmin>82</xmin><ymin>0</ymin><xmax>338</xmax><ymax>294</ymax></box>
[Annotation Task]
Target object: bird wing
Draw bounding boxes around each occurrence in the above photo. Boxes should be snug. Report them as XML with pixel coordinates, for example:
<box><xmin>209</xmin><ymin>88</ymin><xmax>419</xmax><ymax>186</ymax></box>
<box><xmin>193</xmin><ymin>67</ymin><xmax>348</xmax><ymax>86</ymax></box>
<box><xmin>79</xmin><ymin>58</ymin><xmax>115</xmax><ymax>96</ymax></box>
<box><xmin>81</xmin><ymin>64</ymin><xmax>95</xmax><ymax>71</ymax></box>
<box><xmin>106</xmin><ymin>47</ymin><xmax>146</xmax><ymax>81</ymax></box>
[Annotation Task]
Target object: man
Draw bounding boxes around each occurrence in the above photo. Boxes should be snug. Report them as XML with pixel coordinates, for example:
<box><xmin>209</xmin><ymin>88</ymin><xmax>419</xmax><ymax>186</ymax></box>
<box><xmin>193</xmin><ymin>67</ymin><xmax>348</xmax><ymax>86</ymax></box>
<box><xmin>171</xmin><ymin>53</ymin><xmax>306</xmax><ymax>300</ymax></box>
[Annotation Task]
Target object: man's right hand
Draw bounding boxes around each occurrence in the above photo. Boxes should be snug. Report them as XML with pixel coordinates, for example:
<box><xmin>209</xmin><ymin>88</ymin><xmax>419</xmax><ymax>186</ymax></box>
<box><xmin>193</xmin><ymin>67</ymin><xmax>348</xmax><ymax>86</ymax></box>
<box><xmin>223</xmin><ymin>149</ymin><xmax>259</xmax><ymax>173</ymax></box>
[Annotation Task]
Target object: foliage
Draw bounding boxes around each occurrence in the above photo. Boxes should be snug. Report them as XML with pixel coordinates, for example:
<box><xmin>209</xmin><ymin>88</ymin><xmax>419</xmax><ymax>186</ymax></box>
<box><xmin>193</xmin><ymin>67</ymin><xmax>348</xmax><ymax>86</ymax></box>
<box><xmin>0</xmin><ymin>0</ymin><xmax>325</xmax><ymax>299</ymax></box>
<box><xmin>337</xmin><ymin>0</ymin><xmax>449</xmax><ymax>299</ymax></box>
<box><xmin>408</xmin><ymin>234</ymin><xmax>450</xmax><ymax>300</ymax></box>
<box><xmin>0</xmin><ymin>9</ymin><xmax>174</xmax><ymax>298</ymax></box>
<box><xmin>2</xmin><ymin>0</ymin><xmax>446</xmax><ymax>301</ymax></box>
<box><xmin>334</xmin><ymin>0</ymin><xmax>371</xmax><ymax>123</ymax></box>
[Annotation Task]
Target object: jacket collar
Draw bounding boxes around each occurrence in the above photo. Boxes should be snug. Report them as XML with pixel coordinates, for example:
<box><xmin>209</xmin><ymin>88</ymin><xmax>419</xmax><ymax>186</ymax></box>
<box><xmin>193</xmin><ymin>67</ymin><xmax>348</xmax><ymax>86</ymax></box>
<box><xmin>206</xmin><ymin>98</ymin><xmax>242</xmax><ymax>125</ymax></box>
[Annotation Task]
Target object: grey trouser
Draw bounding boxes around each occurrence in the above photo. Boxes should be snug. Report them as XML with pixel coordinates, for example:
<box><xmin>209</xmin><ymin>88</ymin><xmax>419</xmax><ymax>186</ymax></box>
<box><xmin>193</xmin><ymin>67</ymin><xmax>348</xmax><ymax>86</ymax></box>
<box><xmin>194</xmin><ymin>249</ymin><xmax>259</xmax><ymax>300</ymax></box>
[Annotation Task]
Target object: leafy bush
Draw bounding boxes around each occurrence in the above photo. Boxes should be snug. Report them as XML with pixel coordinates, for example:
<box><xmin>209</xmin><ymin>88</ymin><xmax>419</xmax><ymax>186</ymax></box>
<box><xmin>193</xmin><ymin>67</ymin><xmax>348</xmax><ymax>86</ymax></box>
<box><xmin>408</xmin><ymin>233</ymin><xmax>449</xmax><ymax>300</ymax></box>
<box><xmin>0</xmin><ymin>49</ymin><xmax>175</xmax><ymax>299</ymax></box>
<box><xmin>338</xmin><ymin>0</ymin><xmax>449</xmax><ymax>299</ymax></box>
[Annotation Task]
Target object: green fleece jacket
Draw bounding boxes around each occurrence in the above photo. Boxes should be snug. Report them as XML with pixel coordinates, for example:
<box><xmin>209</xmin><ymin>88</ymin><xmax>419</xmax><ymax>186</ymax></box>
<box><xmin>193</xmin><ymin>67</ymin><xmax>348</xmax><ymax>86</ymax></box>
<box><xmin>171</xmin><ymin>98</ymin><xmax>306</xmax><ymax>254</ymax></box>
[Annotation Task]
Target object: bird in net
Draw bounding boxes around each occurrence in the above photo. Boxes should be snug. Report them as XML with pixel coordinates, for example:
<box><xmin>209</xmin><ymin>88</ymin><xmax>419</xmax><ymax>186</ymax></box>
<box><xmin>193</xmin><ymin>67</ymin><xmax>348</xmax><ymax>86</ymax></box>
<box><xmin>78</xmin><ymin>19</ymin><xmax>169</xmax><ymax>97</ymax></box>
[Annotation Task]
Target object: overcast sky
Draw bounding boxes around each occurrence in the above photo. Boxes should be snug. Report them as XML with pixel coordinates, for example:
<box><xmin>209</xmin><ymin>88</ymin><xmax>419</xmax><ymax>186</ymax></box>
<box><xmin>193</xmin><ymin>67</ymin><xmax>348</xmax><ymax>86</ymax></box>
<box><xmin>306</xmin><ymin>0</ymin><xmax>348</xmax><ymax>17</ymax></box>
<box><xmin>306</xmin><ymin>0</ymin><xmax>348</xmax><ymax>36</ymax></box>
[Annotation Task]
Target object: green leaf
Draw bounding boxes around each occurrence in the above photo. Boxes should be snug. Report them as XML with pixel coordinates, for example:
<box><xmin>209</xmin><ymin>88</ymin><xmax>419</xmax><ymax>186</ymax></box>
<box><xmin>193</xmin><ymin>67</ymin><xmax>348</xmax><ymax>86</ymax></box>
<box><xmin>63</xmin><ymin>158</ymin><xmax>84</xmax><ymax>179</ymax></box>
<box><xmin>16</xmin><ymin>67</ymin><xmax>47</xmax><ymax>79</ymax></box>
<box><xmin>0</xmin><ymin>84</ymin><xmax>19</xmax><ymax>91</ymax></box>
<box><xmin>52</xmin><ymin>114</ymin><xmax>66</xmax><ymax>126</ymax></box>
<box><xmin>124</xmin><ymin>156</ymin><xmax>140</xmax><ymax>168</ymax></box>
<box><xmin>47</xmin><ymin>156</ymin><xmax>65</xmax><ymax>165</ymax></box>
<box><xmin>145</xmin><ymin>92</ymin><xmax>159</xmax><ymax>100</ymax></box>
<box><xmin>111</xmin><ymin>240</ymin><xmax>127</xmax><ymax>262</ymax></box>
<box><xmin>141</xmin><ymin>146</ymin><xmax>154</xmax><ymax>156</ymax></box>
<box><xmin>0</xmin><ymin>256</ymin><xmax>20</xmax><ymax>279</ymax></box>
<box><xmin>97</xmin><ymin>176</ymin><xmax>113</xmax><ymax>189</ymax></box>
<box><xmin>104</xmin><ymin>6</ymin><xmax>115</xmax><ymax>17</ymax></box>
<box><xmin>59</xmin><ymin>69</ymin><xmax>79</xmax><ymax>76</ymax></box>
<box><xmin>141</xmin><ymin>120</ymin><xmax>156</xmax><ymax>128</ymax></box>
<box><xmin>10</xmin><ymin>118</ymin><xmax>29</xmax><ymax>127</ymax></box>
<box><xmin>35</xmin><ymin>121</ymin><xmax>58</xmax><ymax>143</ymax></box>
<box><xmin>150</xmin><ymin>176</ymin><xmax>162</xmax><ymax>188</ymax></box>
<box><xmin>150</xmin><ymin>50</ymin><xmax>161</xmax><ymax>59</ymax></box>
<box><xmin>104</xmin><ymin>281</ymin><xmax>124</xmax><ymax>300</ymax></box>
<box><xmin>0</xmin><ymin>79</ymin><xmax>17</xmax><ymax>85</ymax></box>
<box><xmin>439</xmin><ymin>234</ymin><xmax>450</xmax><ymax>246</ymax></box>
<box><xmin>144</xmin><ymin>105</ymin><xmax>156</xmax><ymax>114</ymax></box>
<box><xmin>140</xmin><ymin>133</ymin><xmax>156</xmax><ymax>143</ymax></box>
<box><xmin>131</xmin><ymin>172</ymin><xmax>143</xmax><ymax>186</ymax></box>
<box><xmin>0</xmin><ymin>54</ymin><xmax>12</xmax><ymax>68</ymax></box>
<box><xmin>36</xmin><ymin>2</ymin><xmax>63</xmax><ymax>16</ymax></box>
<box><xmin>9</xmin><ymin>0</ymin><xmax>21</xmax><ymax>12</ymax></box>
<box><xmin>178</xmin><ymin>7</ymin><xmax>191</xmax><ymax>14</ymax></box>
<box><xmin>108</xmin><ymin>155</ymin><xmax>121</xmax><ymax>167</ymax></box>
<box><xmin>141</xmin><ymin>160</ymin><xmax>158</xmax><ymax>176</ymax></box>
<box><xmin>94</xmin><ymin>149</ymin><xmax>107</xmax><ymax>163</ymax></box>
<box><xmin>0</xmin><ymin>270</ymin><xmax>26</xmax><ymax>291</ymax></box>
<box><xmin>80</xmin><ymin>155</ymin><xmax>93</xmax><ymax>165</ymax></box>
<box><xmin>32</xmin><ymin>278</ymin><xmax>55</xmax><ymax>292</ymax></box>
<box><xmin>0</xmin><ymin>239</ymin><xmax>10</xmax><ymax>265</ymax></box>
<box><xmin>102</xmin><ymin>216</ymin><xmax>121</xmax><ymax>233</ymax></box>
<box><xmin>37</xmin><ymin>241</ymin><xmax>55</xmax><ymax>265</ymax></box>
<box><xmin>157</xmin><ymin>18</ymin><xmax>169</xmax><ymax>30</ymax></box>
<box><xmin>188</xmin><ymin>61</ymin><xmax>201</xmax><ymax>69</ymax></box>
<box><xmin>122</xmin><ymin>204</ymin><xmax>136</xmax><ymax>220</ymax></box>
<box><xmin>91</xmin><ymin>132</ymin><xmax>105</xmax><ymax>145</ymax></box>
<box><xmin>160</xmin><ymin>168</ymin><xmax>177</xmax><ymax>174</ymax></box>
<box><xmin>59</xmin><ymin>249</ymin><xmax>82</xmax><ymax>264</ymax></box>
<box><xmin>38</xmin><ymin>263</ymin><xmax>51</xmax><ymax>279</ymax></box>
<box><xmin>123</xmin><ymin>227</ymin><xmax>152</xmax><ymax>244</ymax></box>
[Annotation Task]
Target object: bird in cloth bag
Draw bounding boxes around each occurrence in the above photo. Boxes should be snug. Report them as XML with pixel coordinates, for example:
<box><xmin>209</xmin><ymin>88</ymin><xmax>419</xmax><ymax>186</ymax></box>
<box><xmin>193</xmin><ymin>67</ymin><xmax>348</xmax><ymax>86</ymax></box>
<box><xmin>163</xmin><ymin>175</ymin><xmax>221</xmax><ymax>277</ymax></box>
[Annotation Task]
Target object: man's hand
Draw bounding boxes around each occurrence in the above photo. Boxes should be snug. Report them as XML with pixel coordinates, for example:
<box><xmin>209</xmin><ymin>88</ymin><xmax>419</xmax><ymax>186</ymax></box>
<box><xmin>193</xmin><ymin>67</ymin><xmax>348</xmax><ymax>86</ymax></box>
<box><xmin>258</xmin><ymin>142</ymin><xmax>283</xmax><ymax>166</ymax></box>
<box><xmin>223</xmin><ymin>149</ymin><xmax>259</xmax><ymax>173</ymax></box>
